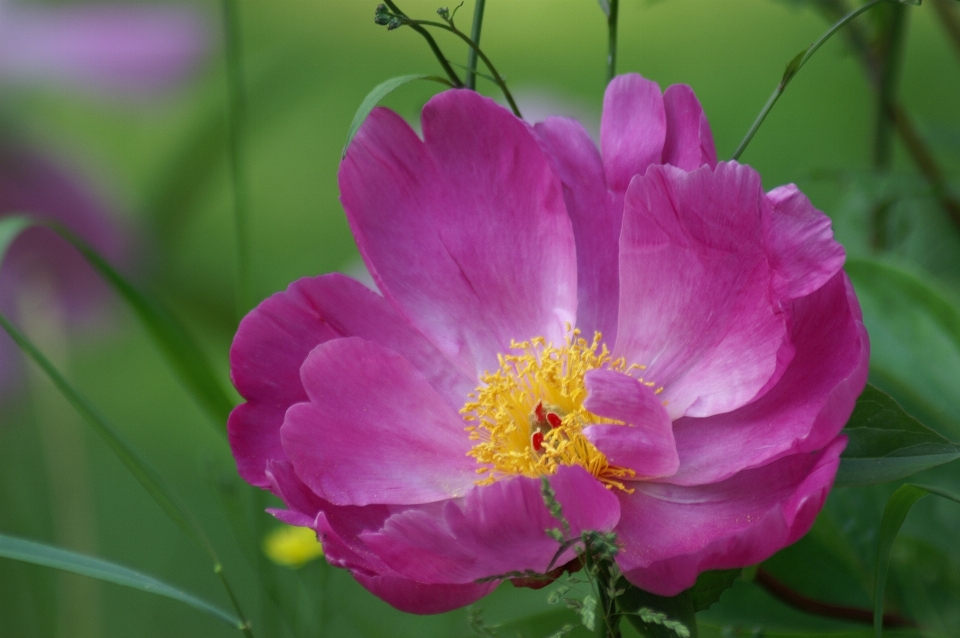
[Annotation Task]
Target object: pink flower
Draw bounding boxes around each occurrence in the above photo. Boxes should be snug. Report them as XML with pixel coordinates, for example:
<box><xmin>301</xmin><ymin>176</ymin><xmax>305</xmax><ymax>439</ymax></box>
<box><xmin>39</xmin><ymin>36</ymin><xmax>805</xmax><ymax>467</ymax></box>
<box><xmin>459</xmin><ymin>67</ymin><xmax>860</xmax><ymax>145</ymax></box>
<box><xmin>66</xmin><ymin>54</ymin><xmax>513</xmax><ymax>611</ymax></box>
<box><xmin>228</xmin><ymin>74</ymin><xmax>869</xmax><ymax>613</ymax></box>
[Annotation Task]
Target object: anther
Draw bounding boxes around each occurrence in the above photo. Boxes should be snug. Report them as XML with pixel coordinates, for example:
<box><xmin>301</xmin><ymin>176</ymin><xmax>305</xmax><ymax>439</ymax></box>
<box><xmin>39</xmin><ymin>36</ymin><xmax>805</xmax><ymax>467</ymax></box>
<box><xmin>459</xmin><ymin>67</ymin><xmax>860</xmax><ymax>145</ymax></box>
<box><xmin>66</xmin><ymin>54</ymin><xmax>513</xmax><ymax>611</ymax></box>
<box><xmin>532</xmin><ymin>431</ymin><xmax>544</xmax><ymax>452</ymax></box>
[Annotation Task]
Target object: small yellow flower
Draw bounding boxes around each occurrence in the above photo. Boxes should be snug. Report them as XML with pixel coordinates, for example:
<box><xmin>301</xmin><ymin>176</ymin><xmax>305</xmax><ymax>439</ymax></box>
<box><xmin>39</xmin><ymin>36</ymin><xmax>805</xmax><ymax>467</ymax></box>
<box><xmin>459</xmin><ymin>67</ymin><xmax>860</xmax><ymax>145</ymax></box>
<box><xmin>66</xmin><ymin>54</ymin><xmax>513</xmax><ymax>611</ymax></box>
<box><xmin>262</xmin><ymin>525</ymin><xmax>324</xmax><ymax>568</ymax></box>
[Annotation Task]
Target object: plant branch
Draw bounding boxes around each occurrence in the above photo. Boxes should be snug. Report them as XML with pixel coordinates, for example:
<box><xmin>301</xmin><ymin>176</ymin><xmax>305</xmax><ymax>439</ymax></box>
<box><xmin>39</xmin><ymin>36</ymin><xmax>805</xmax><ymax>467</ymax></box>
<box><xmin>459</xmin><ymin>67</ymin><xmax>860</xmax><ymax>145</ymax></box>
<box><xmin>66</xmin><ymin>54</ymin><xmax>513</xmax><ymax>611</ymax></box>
<box><xmin>381</xmin><ymin>1</ymin><xmax>464</xmax><ymax>87</ymax></box>
<box><xmin>809</xmin><ymin>0</ymin><xmax>960</xmax><ymax>233</ymax></box>
<box><xmin>755</xmin><ymin>568</ymin><xmax>915</xmax><ymax>629</ymax></box>
<box><xmin>403</xmin><ymin>18</ymin><xmax>521</xmax><ymax>117</ymax></box>
<box><xmin>466</xmin><ymin>0</ymin><xmax>485</xmax><ymax>89</ymax></box>
<box><xmin>933</xmin><ymin>0</ymin><xmax>960</xmax><ymax>64</ymax></box>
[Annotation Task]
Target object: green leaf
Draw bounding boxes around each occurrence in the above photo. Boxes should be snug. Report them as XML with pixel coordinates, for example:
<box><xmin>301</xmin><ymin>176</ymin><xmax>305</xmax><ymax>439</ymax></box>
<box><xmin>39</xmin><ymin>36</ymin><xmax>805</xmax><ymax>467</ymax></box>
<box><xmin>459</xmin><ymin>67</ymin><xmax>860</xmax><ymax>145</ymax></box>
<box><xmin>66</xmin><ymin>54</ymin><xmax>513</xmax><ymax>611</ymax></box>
<box><xmin>616</xmin><ymin>579</ymin><xmax>697</xmax><ymax>638</ymax></box>
<box><xmin>0</xmin><ymin>533</ymin><xmax>243</xmax><ymax>630</ymax></box>
<box><xmin>845</xmin><ymin>258</ymin><xmax>960</xmax><ymax>438</ymax></box>
<box><xmin>51</xmin><ymin>221</ymin><xmax>234</xmax><ymax>426</ymax></box>
<box><xmin>874</xmin><ymin>484</ymin><xmax>960</xmax><ymax>636</ymax></box>
<box><xmin>837</xmin><ymin>384</ymin><xmax>960</xmax><ymax>487</ymax></box>
<box><xmin>0</xmin><ymin>310</ymin><xmax>216</xmax><ymax>559</ymax></box>
<box><xmin>781</xmin><ymin>48</ymin><xmax>807</xmax><ymax>85</ymax></box>
<box><xmin>342</xmin><ymin>74</ymin><xmax>451</xmax><ymax>158</ymax></box>
<box><xmin>687</xmin><ymin>569</ymin><xmax>741</xmax><ymax>612</ymax></box>
<box><xmin>0</xmin><ymin>216</ymin><xmax>234</xmax><ymax>429</ymax></box>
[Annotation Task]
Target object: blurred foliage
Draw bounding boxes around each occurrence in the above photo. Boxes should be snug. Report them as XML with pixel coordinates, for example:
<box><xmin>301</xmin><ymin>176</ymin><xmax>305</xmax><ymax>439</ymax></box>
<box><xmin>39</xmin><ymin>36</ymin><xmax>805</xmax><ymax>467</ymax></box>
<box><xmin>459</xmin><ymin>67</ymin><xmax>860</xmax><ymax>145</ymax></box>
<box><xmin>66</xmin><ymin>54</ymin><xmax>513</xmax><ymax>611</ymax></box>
<box><xmin>1</xmin><ymin>0</ymin><xmax>960</xmax><ymax>636</ymax></box>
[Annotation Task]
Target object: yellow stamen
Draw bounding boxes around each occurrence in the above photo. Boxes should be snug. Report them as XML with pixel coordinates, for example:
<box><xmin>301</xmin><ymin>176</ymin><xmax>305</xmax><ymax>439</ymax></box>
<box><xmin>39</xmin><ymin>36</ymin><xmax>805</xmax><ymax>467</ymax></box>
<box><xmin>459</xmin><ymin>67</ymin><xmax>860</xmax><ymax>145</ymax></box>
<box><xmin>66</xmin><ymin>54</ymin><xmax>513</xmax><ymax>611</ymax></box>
<box><xmin>461</xmin><ymin>329</ymin><xmax>643</xmax><ymax>491</ymax></box>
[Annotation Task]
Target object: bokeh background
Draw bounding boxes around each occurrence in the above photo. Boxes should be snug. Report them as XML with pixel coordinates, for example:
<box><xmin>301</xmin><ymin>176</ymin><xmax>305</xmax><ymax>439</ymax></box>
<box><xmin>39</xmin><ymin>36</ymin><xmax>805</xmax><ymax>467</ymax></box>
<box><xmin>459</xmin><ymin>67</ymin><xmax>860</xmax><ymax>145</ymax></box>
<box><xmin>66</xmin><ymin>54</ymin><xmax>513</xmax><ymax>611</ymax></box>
<box><xmin>1</xmin><ymin>0</ymin><xmax>960</xmax><ymax>636</ymax></box>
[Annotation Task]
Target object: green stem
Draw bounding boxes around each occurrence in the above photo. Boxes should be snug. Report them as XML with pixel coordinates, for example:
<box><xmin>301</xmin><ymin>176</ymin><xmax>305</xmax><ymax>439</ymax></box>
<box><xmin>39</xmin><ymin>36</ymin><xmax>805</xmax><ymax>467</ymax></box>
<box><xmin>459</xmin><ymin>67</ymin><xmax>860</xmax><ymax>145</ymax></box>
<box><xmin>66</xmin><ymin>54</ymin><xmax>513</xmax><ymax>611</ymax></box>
<box><xmin>466</xmin><ymin>0</ymin><xmax>486</xmax><ymax>89</ymax></box>
<box><xmin>607</xmin><ymin>0</ymin><xmax>620</xmax><ymax>82</ymax></box>
<box><xmin>873</xmin><ymin>3</ymin><xmax>909</xmax><ymax>170</ymax></box>
<box><xmin>214</xmin><ymin>564</ymin><xmax>256</xmax><ymax>638</ymax></box>
<box><xmin>382</xmin><ymin>0</ymin><xmax>464</xmax><ymax>87</ymax></box>
<box><xmin>731</xmin><ymin>0</ymin><xmax>897</xmax><ymax>161</ymax></box>
<box><xmin>406</xmin><ymin>19</ymin><xmax>521</xmax><ymax>117</ymax></box>
<box><xmin>221</xmin><ymin>0</ymin><xmax>251</xmax><ymax>322</ymax></box>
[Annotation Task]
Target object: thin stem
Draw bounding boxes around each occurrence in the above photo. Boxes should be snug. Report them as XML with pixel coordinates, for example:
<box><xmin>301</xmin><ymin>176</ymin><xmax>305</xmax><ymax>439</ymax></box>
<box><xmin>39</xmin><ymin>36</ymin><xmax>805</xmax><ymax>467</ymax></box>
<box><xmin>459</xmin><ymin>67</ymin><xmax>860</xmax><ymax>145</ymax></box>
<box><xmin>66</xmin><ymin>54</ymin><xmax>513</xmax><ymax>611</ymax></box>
<box><xmin>873</xmin><ymin>3</ymin><xmax>909</xmax><ymax>170</ymax></box>
<box><xmin>755</xmin><ymin>568</ymin><xmax>915</xmax><ymax>629</ymax></box>
<box><xmin>221</xmin><ymin>0</ymin><xmax>251</xmax><ymax>322</ymax></box>
<box><xmin>607</xmin><ymin>0</ymin><xmax>620</xmax><ymax>82</ymax></box>
<box><xmin>215</xmin><ymin>565</ymin><xmax>256</xmax><ymax>638</ymax></box>
<box><xmin>933</xmin><ymin>0</ymin><xmax>960</xmax><ymax>64</ymax></box>
<box><xmin>382</xmin><ymin>0</ymin><xmax>464</xmax><ymax>87</ymax></box>
<box><xmin>405</xmin><ymin>19</ymin><xmax>521</xmax><ymax>117</ymax></box>
<box><xmin>731</xmin><ymin>0</ymin><xmax>893</xmax><ymax>161</ymax></box>
<box><xmin>466</xmin><ymin>0</ymin><xmax>486</xmax><ymax>89</ymax></box>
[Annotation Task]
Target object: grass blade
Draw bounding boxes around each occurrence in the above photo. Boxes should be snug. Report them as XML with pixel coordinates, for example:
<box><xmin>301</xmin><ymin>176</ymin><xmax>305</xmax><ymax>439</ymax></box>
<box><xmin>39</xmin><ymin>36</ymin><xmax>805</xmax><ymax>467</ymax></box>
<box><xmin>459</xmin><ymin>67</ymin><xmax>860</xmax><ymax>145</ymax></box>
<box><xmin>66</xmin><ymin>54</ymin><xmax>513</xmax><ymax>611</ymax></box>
<box><xmin>0</xmin><ymin>533</ymin><xmax>243</xmax><ymax>630</ymax></box>
<box><xmin>0</xmin><ymin>216</ymin><xmax>234</xmax><ymax>429</ymax></box>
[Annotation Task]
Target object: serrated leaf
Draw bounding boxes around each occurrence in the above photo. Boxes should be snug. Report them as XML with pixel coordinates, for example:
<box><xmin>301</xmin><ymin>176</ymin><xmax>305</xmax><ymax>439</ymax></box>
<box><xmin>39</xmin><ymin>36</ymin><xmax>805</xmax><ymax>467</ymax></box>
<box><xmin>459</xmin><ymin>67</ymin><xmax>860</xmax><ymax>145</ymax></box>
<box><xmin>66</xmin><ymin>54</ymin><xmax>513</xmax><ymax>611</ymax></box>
<box><xmin>0</xmin><ymin>534</ymin><xmax>242</xmax><ymax>629</ymax></box>
<box><xmin>342</xmin><ymin>74</ymin><xmax>449</xmax><ymax>158</ymax></box>
<box><xmin>874</xmin><ymin>484</ymin><xmax>960</xmax><ymax>636</ymax></box>
<box><xmin>837</xmin><ymin>384</ymin><xmax>960</xmax><ymax>487</ymax></box>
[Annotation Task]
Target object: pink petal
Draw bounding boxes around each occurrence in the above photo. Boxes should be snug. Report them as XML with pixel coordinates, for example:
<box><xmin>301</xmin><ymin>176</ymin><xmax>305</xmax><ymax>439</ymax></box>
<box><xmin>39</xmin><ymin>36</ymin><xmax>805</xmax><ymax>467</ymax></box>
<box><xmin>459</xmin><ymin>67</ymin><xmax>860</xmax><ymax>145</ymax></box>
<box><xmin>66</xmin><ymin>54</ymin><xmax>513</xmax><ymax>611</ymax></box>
<box><xmin>352</xmin><ymin>572</ymin><xmax>496</xmax><ymax>615</ymax></box>
<box><xmin>582</xmin><ymin>369</ymin><xmax>678</xmax><ymax>479</ymax></box>
<box><xmin>0</xmin><ymin>5</ymin><xmax>207</xmax><ymax>93</ymax></box>
<box><xmin>668</xmin><ymin>272</ymin><xmax>868</xmax><ymax>486</ymax></box>
<box><xmin>360</xmin><ymin>465</ymin><xmax>620</xmax><ymax>585</ymax></box>
<box><xmin>534</xmin><ymin>116</ymin><xmax>622</xmax><ymax>344</ymax></box>
<box><xmin>281</xmin><ymin>337</ymin><xmax>477</xmax><ymax>506</ymax></box>
<box><xmin>339</xmin><ymin>90</ymin><xmax>577</xmax><ymax>376</ymax></box>
<box><xmin>615</xmin><ymin>162</ymin><xmax>787</xmax><ymax>419</ymax></box>
<box><xmin>765</xmin><ymin>185</ymin><xmax>846</xmax><ymax>301</ymax></box>
<box><xmin>661</xmin><ymin>84</ymin><xmax>717</xmax><ymax>171</ymax></box>
<box><xmin>600</xmin><ymin>74</ymin><xmax>666</xmax><ymax>191</ymax></box>
<box><xmin>228</xmin><ymin>273</ymin><xmax>474</xmax><ymax>487</ymax></box>
<box><xmin>615</xmin><ymin>437</ymin><xmax>846</xmax><ymax>596</ymax></box>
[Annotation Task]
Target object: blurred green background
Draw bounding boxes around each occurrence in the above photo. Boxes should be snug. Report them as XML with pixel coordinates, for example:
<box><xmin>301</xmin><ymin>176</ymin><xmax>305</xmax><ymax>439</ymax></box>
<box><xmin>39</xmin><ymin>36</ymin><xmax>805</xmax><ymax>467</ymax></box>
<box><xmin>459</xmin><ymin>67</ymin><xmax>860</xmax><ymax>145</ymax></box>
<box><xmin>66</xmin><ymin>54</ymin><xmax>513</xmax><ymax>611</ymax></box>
<box><xmin>2</xmin><ymin>0</ymin><xmax>960</xmax><ymax>636</ymax></box>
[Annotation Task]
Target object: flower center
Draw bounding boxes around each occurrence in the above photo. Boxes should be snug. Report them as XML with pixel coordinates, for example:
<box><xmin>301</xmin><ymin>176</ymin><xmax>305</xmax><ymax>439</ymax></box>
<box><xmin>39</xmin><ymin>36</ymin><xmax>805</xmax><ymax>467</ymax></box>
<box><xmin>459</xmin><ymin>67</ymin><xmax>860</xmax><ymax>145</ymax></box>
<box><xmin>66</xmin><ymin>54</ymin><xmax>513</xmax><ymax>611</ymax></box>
<box><xmin>461</xmin><ymin>330</ymin><xmax>642</xmax><ymax>491</ymax></box>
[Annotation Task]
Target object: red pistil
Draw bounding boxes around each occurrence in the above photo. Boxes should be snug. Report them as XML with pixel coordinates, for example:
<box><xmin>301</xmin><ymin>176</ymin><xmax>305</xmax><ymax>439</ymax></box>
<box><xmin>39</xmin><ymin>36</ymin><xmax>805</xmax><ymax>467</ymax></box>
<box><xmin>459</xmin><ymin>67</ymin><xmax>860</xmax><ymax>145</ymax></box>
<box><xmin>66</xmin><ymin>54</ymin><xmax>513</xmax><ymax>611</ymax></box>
<box><xmin>532</xmin><ymin>431</ymin><xmax>544</xmax><ymax>452</ymax></box>
<box><xmin>546</xmin><ymin>412</ymin><xmax>562</xmax><ymax>428</ymax></box>
<box><xmin>534</xmin><ymin>401</ymin><xmax>545</xmax><ymax>422</ymax></box>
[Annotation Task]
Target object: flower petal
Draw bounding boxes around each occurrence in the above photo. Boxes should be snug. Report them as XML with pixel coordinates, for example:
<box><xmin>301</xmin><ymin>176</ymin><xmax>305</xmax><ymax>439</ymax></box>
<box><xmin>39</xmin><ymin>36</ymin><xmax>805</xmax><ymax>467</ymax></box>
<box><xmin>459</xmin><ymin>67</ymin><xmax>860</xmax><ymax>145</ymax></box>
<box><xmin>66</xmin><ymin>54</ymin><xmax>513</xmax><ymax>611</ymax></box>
<box><xmin>281</xmin><ymin>337</ymin><xmax>477</xmax><ymax>506</ymax></box>
<box><xmin>661</xmin><ymin>84</ymin><xmax>717</xmax><ymax>171</ymax></box>
<box><xmin>600</xmin><ymin>74</ymin><xmax>666</xmax><ymax>191</ymax></box>
<box><xmin>228</xmin><ymin>273</ymin><xmax>475</xmax><ymax>487</ymax></box>
<box><xmin>582</xmin><ymin>369</ymin><xmax>678</xmax><ymax>479</ymax></box>
<box><xmin>616</xmin><ymin>436</ymin><xmax>845</xmax><ymax>596</ymax></box>
<box><xmin>765</xmin><ymin>184</ymin><xmax>846</xmax><ymax>301</ymax></box>
<box><xmin>360</xmin><ymin>465</ymin><xmax>620</xmax><ymax>585</ymax></box>
<box><xmin>352</xmin><ymin>572</ymin><xmax>496</xmax><ymax>615</ymax></box>
<box><xmin>667</xmin><ymin>272</ymin><xmax>868</xmax><ymax>486</ymax></box>
<box><xmin>535</xmin><ymin>116</ymin><xmax>622</xmax><ymax>344</ymax></box>
<box><xmin>313</xmin><ymin>509</ymin><xmax>497</xmax><ymax>614</ymax></box>
<box><xmin>339</xmin><ymin>90</ymin><xmax>577</xmax><ymax>375</ymax></box>
<box><xmin>615</xmin><ymin>162</ymin><xmax>787</xmax><ymax>419</ymax></box>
